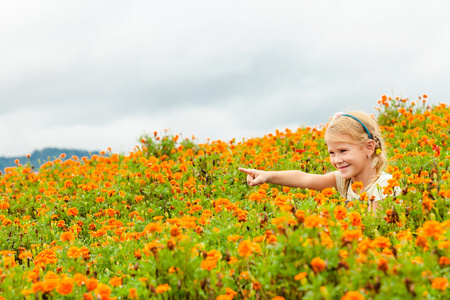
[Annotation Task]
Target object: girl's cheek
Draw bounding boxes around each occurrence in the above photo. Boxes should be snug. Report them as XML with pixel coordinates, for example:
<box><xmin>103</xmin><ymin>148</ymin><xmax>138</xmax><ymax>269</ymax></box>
<box><xmin>330</xmin><ymin>158</ymin><xmax>336</xmax><ymax>167</ymax></box>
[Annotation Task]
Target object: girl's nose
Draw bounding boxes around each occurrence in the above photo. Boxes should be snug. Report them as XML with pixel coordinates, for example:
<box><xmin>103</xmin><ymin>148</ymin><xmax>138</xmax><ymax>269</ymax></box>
<box><xmin>334</xmin><ymin>155</ymin><xmax>343</xmax><ymax>163</ymax></box>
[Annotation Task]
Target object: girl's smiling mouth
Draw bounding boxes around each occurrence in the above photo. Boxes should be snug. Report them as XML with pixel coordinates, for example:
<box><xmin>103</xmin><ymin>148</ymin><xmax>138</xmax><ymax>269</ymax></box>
<box><xmin>338</xmin><ymin>165</ymin><xmax>350</xmax><ymax>170</ymax></box>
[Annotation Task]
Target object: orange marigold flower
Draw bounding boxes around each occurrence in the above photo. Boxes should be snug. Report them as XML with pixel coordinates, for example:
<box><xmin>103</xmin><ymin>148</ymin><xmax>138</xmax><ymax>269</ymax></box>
<box><xmin>86</xmin><ymin>278</ymin><xmax>99</xmax><ymax>292</ymax></box>
<box><xmin>94</xmin><ymin>283</ymin><xmax>111</xmax><ymax>300</ymax></box>
<box><xmin>155</xmin><ymin>283</ymin><xmax>170</xmax><ymax>294</ymax></box>
<box><xmin>271</xmin><ymin>216</ymin><xmax>287</xmax><ymax>225</ymax></box>
<box><xmin>56</xmin><ymin>277</ymin><xmax>74</xmax><ymax>295</ymax></box>
<box><xmin>43</xmin><ymin>279</ymin><xmax>58</xmax><ymax>293</ymax></box>
<box><xmin>105</xmin><ymin>208</ymin><xmax>116</xmax><ymax>217</ymax></box>
<box><xmin>442</xmin><ymin>219</ymin><xmax>450</xmax><ymax>228</ymax></box>
<box><xmin>83</xmin><ymin>293</ymin><xmax>94</xmax><ymax>300</ymax></box>
<box><xmin>377</xmin><ymin>257</ymin><xmax>389</xmax><ymax>273</ymax></box>
<box><xmin>67</xmin><ymin>207</ymin><xmax>78</xmax><ymax>217</ymax></box>
<box><xmin>225</xmin><ymin>287</ymin><xmax>237</xmax><ymax>296</ymax></box>
<box><xmin>73</xmin><ymin>273</ymin><xmax>88</xmax><ymax>286</ymax></box>
<box><xmin>170</xmin><ymin>226</ymin><xmax>181</xmax><ymax>237</ymax></box>
<box><xmin>31</xmin><ymin>281</ymin><xmax>44</xmax><ymax>293</ymax></box>
<box><xmin>348</xmin><ymin>212</ymin><xmax>362</xmax><ymax>227</ymax></box>
<box><xmin>304</xmin><ymin>215</ymin><xmax>324</xmax><ymax>228</ymax></box>
<box><xmin>200</xmin><ymin>249</ymin><xmax>222</xmax><ymax>271</ymax></box>
<box><xmin>3</xmin><ymin>255</ymin><xmax>17</xmax><ymax>269</ymax></box>
<box><xmin>200</xmin><ymin>258</ymin><xmax>218</xmax><ymax>271</ymax></box>
<box><xmin>104</xmin><ymin>181</ymin><xmax>113</xmax><ymax>188</ymax></box>
<box><xmin>228</xmin><ymin>256</ymin><xmax>238</xmax><ymax>265</ymax></box>
<box><xmin>44</xmin><ymin>271</ymin><xmax>59</xmax><ymax>281</ymax></box>
<box><xmin>2</xmin><ymin>218</ymin><xmax>13</xmax><ymax>226</ymax></box>
<box><xmin>421</xmin><ymin>220</ymin><xmax>445</xmax><ymax>239</ymax></box>
<box><xmin>252</xmin><ymin>281</ymin><xmax>262</xmax><ymax>291</ymax></box>
<box><xmin>60</xmin><ymin>231</ymin><xmax>75</xmax><ymax>242</ymax></box>
<box><xmin>205</xmin><ymin>249</ymin><xmax>222</xmax><ymax>261</ymax></box>
<box><xmin>143</xmin><ymin>222</ymin><xmax>163</xmax><ymax>234</ymax></box>
<box><xmin>311</xmin><ymin>257</ymin><xmax>326</xmax><ymax>273</ymax></box>
<box><xmin>396</xmin><ymin>229</ymin><xmax>412</xmax><ymax>241</ymax></box>
<box><xmin>431</xmin><ymin>277</ymin><xmax>448</xmax><ymax>291</ymax></box>
<box><xmin>217</xmin><ymin>295</ymin><xmax>233</xmax><ymax>300</ymax></box>
<box><xmin>227</xmin><ymin>235</ymin><xmax>242</xmax><ymax>242</ymax></box>
<box><xmin>26</xmin><ymin>269</ymin><xmax>39</xmax><ymax>283</ymax></box>
<box><xmin>438</xmin><ymin>240</ymin><xmax>450</xmax><ymax>249</ymax></box>
<box><xmin>266</xmin><ymin>234</ymin><xmax>277</xmax><ymax>244</ymax></box>
<box><xmin>341</xmin><ymin>291</ymin><xmax>365</xmax><ymax>300</ymax></box>
<box><xmin>351</xmin><ymin>181</ymin><xmax>364</xmax><ymax>192</ymax></box>
<box><xmin>238</xmin><ymin>240</ymin><xmax>253</xmax><ymax>257</ymax></box>
<box><xmin>294</xmin><ymin>272</ymin><xmax>308</xmax><ymax>281</ymax></box>
<box><xmin>57</xmin><ymin>220</ymin><xmax>66</xmax><ymax>228</ymax></box>
<box><xmin>34</xmin><ymin>249</ymin><xmax>58</xmax><ymax>265</ymax></box>
<box><xmin>342</xmin><ymin>229</ymin><xmax>363</xmax><ymax>243</ymax></box>
<box><xmin>422</xmin><ymin>197</ymin><xmax>435</xmax><ymax>212</ymax></box>
<box><xmin>415</xmin><ymin>235</ymin><xmax>429</xmax><ymax>250</ymax></box>
<box><xmin>320</xmin><ymin>231</ymin><xmax>333</xmax><ymax>249</ymax></box>
<box><xmin>334</xmin><ymin>206</ymin><xmax>347</xmax><ymax>221</ymax></box>
<box><xmin>67</xmin><ymin>247</ymin><xmax>82</xmax><ymax>259</ymax></box>
<box><xmin>439</xmin><ymin>256</ymin><xmax>450</xmax><ymax>266</ymax></box>
<box><xmin>373</xmin><ymin>236</ymin><xmax>391</xmax><ymax>249</ymax></box>
<box><xmin>322</xmin><ymin>188</ymin><xmax>335</xmax><ymax>197</ymax></box>
<box><xmin>339</xmin><ymin>250</ymin><xmax>348</xmax><ymax>259</ymax></box>
<box><xmin>239</xmin><ymin>271</ymin><xmax>250</xmax><ymax>280</ymax></box>
<box><xmin>356</xmin><ymin>238</ymin><xmax>374</xmax><ymax>255</ymax></box>
<box><xmin>253</xmin><ymin>235</ymin><xmax>265</xmax><ymax>243</ymax></box>
<box><xmin>64</xmin><ymin>180</ymin><xmax>74</xmax><ymax>188</ymax></box>
<box><xmin>313</xmin><ymin>192</ymin><xmax>327</xmax><ymax>204</ymax></box>
<box><xmin>109</xmin><ymin>276</ymin><xmax>122</xmax><ymax>287</ymax></box>
<box><xmin>79</xmin><ymin>246</ymin><xmax>90</xmax><ymax>259</ymax></box>
<box><xmin>18</xmin><ymin>250</ymin><xmax>33</xmax><ymax>260</ymax></box>
<box><xmin>128</xmin><ymin>287</ymin><xmax>139</xmax><ymax>299</ymax></box>
<box><xmin>295</xmin><ymin>210</ymin><xmax>306</xmax><ymax>223</ymax></box>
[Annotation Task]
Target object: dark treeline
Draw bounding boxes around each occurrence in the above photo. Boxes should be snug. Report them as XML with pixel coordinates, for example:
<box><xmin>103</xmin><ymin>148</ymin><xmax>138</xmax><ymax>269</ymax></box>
<box><xmin>0</xmin><ymin>148</ymin><xmax>99</xmax><ymax>172</ymax></box>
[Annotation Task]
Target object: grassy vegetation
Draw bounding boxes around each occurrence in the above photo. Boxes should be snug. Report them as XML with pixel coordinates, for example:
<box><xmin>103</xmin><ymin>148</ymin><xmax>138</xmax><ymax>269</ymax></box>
<box><xmin>0</xmin><ymin>95</ymin><xmax>449</xmax><ymax>299</ymax></box>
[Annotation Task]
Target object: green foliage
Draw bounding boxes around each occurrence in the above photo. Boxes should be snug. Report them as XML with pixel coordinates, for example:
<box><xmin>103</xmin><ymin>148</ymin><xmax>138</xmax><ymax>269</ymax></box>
<box><xmin>139</xmin><ymin>131</ymin><xmax>199</xmax><ymax>160</ymax></box>
<box><xmin>0</xmin><ymin>96</ymin><xmax>449</xmax><ymax>299</ymax></box>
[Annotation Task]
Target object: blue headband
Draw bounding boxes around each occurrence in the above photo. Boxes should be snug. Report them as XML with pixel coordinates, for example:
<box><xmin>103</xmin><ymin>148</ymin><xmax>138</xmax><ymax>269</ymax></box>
<box><xmin>341</xmin><ymin>114</ymin><xmax>373</xmax><ymax>139</ymax></box>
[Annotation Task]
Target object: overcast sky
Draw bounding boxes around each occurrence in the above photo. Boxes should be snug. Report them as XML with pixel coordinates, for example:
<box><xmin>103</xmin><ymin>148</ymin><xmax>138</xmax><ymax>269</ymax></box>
<box><xmin>1</xmin><ymin>1</ymin><xmax>449</xmax><ymax>157</ymax></box>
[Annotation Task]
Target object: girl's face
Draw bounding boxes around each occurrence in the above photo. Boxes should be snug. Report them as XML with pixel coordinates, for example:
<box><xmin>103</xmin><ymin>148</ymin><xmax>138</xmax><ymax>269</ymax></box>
<box><xmin>326</xmin><ymin>135</ymin><xmax>372</xmax><ymax>181</ymax></box>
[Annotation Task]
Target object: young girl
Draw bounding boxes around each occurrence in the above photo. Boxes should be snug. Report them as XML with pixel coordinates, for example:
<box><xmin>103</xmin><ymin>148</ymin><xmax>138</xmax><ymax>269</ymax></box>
<box><xmin>239</xmin><ymin>111</ymin><xmax>396</xmax><ymax>211</ymax></box>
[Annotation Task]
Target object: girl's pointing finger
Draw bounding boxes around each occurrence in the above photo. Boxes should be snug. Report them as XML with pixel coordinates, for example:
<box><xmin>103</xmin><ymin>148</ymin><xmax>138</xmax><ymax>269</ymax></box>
<box><xmin>238</xmin><ymin>167</ymin><xmax>254</xmax><ymax>176</ymax></box>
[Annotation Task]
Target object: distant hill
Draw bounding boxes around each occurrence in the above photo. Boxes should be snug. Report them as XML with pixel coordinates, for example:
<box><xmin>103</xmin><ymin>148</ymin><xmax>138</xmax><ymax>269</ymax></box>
<box><xmin>0</xmin><ymin>148</ymin><xmax>100</xmax><ymax>173</ymax></box>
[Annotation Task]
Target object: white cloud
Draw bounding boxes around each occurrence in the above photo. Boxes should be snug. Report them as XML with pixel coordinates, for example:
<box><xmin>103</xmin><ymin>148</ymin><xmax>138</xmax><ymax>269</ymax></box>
<box><xmin>1</xmin><ymin>0</ymin><xmax>450</xmax><ymax>157</ymax></box>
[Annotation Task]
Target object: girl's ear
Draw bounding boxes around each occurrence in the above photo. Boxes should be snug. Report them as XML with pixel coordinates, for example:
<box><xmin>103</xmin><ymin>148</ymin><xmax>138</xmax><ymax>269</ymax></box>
<box><xmin>365</xmin><ymin>139</ymin><xmax>376</xmax><ymax>156</ymax></box>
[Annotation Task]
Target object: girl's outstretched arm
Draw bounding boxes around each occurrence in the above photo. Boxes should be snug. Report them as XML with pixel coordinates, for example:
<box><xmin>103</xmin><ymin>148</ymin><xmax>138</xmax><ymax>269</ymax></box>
<box><xmin>238</xmin><ymin>167</ymin><xmax>336</xmax><ymax>191</ymax></box>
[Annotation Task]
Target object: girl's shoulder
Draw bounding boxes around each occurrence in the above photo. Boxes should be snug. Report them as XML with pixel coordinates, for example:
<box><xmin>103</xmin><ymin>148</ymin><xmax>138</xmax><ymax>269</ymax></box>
<box><xmin>376</xmin><ymin>172</ymin><xmax>393</xmax><ymax>184</ymax></box>
<box><xmin>371</xmin><ymin>172</ymin><xmax>400</xmax><ymax>198</ymax></box>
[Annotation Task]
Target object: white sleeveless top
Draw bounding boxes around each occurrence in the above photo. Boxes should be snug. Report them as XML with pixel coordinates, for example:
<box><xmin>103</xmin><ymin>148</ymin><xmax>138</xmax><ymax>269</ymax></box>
<box><xmin>334</xmin><ymin>171</ymin><xmax>397</xmax><ymax>203</ymax></box>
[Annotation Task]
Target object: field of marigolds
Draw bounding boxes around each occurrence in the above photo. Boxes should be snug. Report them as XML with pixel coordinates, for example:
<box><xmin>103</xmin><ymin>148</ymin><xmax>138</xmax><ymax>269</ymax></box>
<box><xmin>1</xmin><ymin>95</ymin><xmax>450</xmax><ymax>300</ymax></box>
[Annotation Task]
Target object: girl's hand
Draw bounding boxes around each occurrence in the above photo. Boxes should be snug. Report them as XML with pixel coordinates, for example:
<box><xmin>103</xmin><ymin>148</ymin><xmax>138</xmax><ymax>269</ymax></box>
<box><xmin>238</xmin><ymin>167</ymin><xmax>268</xmax><ymax>186</ymax></box>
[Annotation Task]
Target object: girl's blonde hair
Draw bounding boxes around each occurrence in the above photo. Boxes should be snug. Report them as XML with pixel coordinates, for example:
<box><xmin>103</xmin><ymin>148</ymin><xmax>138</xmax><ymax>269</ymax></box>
<box><xmin>325</xmin><ymin>111</ymin><xmax>387</xmax><ymax>175</ymax></box>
